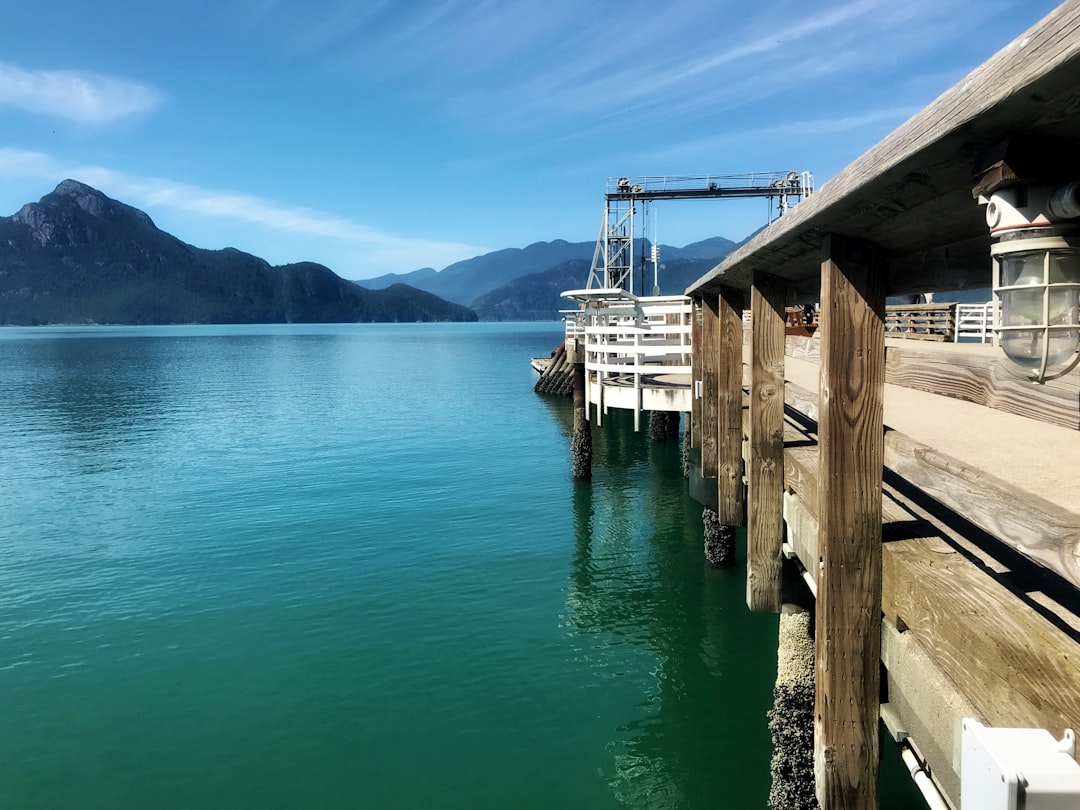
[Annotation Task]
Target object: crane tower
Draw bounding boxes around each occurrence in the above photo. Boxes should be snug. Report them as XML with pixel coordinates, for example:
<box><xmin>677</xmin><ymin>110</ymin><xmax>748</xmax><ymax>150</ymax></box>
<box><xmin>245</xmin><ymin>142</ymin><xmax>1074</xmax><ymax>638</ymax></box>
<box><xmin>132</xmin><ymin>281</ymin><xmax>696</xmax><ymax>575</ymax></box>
<box><xmin>585</xmin><ymin>172</ymin><xmax>814</xmax><ymax>292</ymax></box>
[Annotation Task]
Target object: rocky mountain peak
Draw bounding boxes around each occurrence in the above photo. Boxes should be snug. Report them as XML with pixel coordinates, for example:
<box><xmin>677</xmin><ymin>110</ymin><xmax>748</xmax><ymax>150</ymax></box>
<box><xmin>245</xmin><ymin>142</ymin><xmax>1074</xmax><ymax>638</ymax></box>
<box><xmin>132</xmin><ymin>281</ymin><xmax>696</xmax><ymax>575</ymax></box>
<box><xmin>11</xmin><ymin>178</ymin><xmax>157</xmax><ymax>247</ymax></box>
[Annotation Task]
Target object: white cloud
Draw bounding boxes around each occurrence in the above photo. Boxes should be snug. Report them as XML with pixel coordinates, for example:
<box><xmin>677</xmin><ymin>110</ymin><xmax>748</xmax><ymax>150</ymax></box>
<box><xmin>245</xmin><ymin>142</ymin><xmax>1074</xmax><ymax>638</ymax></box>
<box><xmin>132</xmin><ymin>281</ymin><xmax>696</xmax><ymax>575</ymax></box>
<box><xmin>0</xmin><ymin>148</ymin><xmax>489</xmax><ymax>274</ymax></box>
<box><xmin>0</xmin><ymin>62</ymin><xmax>163</xmax><ymax>125</ymax></box>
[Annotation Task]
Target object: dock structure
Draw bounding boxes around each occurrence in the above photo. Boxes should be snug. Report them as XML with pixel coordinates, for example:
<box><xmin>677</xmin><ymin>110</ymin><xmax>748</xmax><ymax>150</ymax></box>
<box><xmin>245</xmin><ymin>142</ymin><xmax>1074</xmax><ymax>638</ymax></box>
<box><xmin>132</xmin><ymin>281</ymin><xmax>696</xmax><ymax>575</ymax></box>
<box><xmin>537</xmin><ymin>3</ymin><xmax>1080</xmax><ymax>804</ymax></box>
<box><xmin>682</xmin><ymin>4</ymin><xmax>1080</xmax><ymax>809</ymax></box>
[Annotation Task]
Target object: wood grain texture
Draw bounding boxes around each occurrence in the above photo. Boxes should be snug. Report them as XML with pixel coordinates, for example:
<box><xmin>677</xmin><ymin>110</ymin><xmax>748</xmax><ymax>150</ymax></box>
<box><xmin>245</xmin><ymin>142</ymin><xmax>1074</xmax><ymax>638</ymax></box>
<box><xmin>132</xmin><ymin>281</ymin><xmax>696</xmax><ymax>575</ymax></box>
<box><xmin>815</xmin><ymin>234</ymin><xmax>885</xmax><ymax>810</ymax></box>
<box><xmin>884</xmin><ymin>346</ymin><xmax>1080</xmax><ymax>430</ymax></box>
<box><xmin>748</xmin><ymin>272</ymin><xmax>786</xmax><ymax>611</ymax></box>
<box><xmin>700</xmin><ymin>295</ymin><xmax>719</xmax><ymax>476</ymax></box>
<box><xmin>781</xmin><ymin>439</ymin><xmax>1080</xmax><ymax>802</ymax></box>
<box><xmin>782</xmin><ymin>372</ymin><xmax>1080</xmax><ymax>592</ymax></box>
<box><xmin>882</xmin><ymin>535</ymin><xmax>1080</xmax><ymax>739</ymax></box>
<box><xmin>883</xmin><ymin>429</ymin><xmax>1080</xmax><ymax>589</ymax></box>
<box><xmin>717</xmin><ymin>286</ymin><xmax>745</xmax><ymax>525</ymax></box>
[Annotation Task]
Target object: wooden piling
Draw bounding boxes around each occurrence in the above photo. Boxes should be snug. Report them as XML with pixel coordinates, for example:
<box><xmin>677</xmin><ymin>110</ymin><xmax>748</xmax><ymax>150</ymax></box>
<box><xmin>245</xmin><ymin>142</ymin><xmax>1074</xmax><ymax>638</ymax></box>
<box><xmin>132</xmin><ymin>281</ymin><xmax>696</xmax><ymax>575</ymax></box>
<box><xmin>717</xmin><ymin>286</ymin><xmax>745</xmax><ymax>526</ymax></box>
<box><xmin>690</xmin><ymin>298</ymin><xmax>703</xmax><ymax>454</ymax></box>
<box><xmin>748</xmin><ymin>272</ymin><xmax>786</xmax><ymax>613</ymax></box>
<box><xmin>700</xmin><ymin>294</ymin><xmax>720</xmax><ymax>477</ymax></box>
<box><xmin>571</xmin><ymin>361</ymin><xmax>592</xmax><ymax>480</ymax></box>
<box><xmin>814</xmin><ymin>234</ymin><xmax>885</xmax><ymax>810</ymax></box>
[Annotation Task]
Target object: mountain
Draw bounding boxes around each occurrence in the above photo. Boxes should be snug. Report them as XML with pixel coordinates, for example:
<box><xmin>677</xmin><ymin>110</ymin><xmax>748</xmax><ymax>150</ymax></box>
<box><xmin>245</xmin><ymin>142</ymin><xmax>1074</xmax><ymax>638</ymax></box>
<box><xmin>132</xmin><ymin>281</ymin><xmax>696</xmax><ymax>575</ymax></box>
<box><xmin>471</xmin><ymin>255</ymin><xmax>729</xmax><ymax>321</ymax></box>
<box><xmin>664</xmin><ymin>236</ymin><xmax>737</xmax><ymax>260</ymax></box>
<box><xmin>0</xmin><ymin>180</ymin><xmax>476</xmax><ymax>325</ymax></box>
<box><xmin>471</xmin><ymin>259</ymin><xmax>590</xmax><ymax>321</ymax></box>
<box><xmin>358</xmin><ymin>239</ymin><xmax>596</xmax><ymax>305</ymax></box>
<box><xmin>358</xmin><ymin>236</ymin><xmax>741</xmax><ymax>310</ymax></box>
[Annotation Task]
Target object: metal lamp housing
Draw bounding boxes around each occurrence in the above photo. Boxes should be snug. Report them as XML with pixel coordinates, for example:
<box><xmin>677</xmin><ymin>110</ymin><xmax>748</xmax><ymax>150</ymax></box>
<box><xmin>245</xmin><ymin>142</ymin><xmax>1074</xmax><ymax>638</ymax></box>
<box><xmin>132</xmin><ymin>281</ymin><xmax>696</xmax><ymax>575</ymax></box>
<box><xmin>986</xmin><ymin>184</ymin><xmax>1080</xmax><ymax>383</ymax></box>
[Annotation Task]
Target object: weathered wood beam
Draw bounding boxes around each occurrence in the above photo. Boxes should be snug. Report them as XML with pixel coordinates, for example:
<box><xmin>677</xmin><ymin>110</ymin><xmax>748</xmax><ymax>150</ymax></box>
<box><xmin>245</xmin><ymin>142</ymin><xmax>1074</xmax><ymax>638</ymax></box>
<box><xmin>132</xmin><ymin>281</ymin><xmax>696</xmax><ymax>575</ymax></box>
<box><xmin>748</xmin><ymin>272</ymin><xmax>785</xmax><ymax>611</ymax></box>
<box><xmin>883</xmin><ymin>344</ymin><xmax>1079</xmax><ymax>430</ymax></box>
<box><xmin>884</xmin><ymin>429</ymin><xmax>1080</xmax><ymax>590</ymax></box>
<box><xmin>782</xmin><ymin>373</ymin><xmax>1080</xmax><ymax>590</ymax></box>
<box><xmin>816</xmin><ymin>233</ymin><xmax>886</xmax><ymax>810</ymax></box>
<box><xmin>700</xmin><ymin>295</ymin><xmax>719</xmax><ymax>476</ymax></box>
<box><xmin>717</xmin><ymin>286</ymin><xmax>745</xmax><ymax>525</ymax></box>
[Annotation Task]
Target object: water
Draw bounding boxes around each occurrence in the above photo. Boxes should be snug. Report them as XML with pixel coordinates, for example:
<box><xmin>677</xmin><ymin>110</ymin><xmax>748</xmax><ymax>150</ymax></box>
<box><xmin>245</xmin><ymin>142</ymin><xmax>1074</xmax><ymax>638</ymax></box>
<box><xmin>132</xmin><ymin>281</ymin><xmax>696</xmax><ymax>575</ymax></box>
<box><xmin>0</xmin><ymin>323</ymin><xmax>920</xmax><ymax>808</ymax></box>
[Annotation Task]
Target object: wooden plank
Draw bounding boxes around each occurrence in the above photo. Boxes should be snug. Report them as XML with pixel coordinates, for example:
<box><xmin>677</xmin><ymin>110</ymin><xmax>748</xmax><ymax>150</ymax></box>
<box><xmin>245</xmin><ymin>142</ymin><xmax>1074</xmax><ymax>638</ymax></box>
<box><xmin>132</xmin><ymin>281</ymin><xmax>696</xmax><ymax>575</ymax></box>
<box><xmin>884</xmin><ymin>345</ymin><xmax>1080</xmax><ymax>430</ymax></box>
<box><xmin>717</xmin><ymin>286</ymin><xmax>745</xmax><ymax>525</ymax></box>
<box><xmin>700</xmin><ymin>295</ymin><xmax>719</xmax><ymax>476</ymax></box>
<box><xmin>816</xmin><ymin>234</ymin><xmax>886</xmax><ymax>810</ymax></box>
<box><xmin>882</xmin><ymin>535</ymin><xmax>1080</xmax><ymax>739</ymax></box>
<box><xmin>748</xmin><ymin>272</ymin><xmax>785</xmax><ymax>611</ymax></box>
<box><xmin>690</xmin><ymin>298</ymin><xmax>702</xmax><ymax>450</ymax></box>
<box><xmin>687</xmin><ymin>4</ymin><xmax>1080</xmax><ymax>298</ymax></box>
<box><xmin>883</xmin><ymin>429</ymin><xmax>1080</xmax><ymax>590</ymax></box>
<box><xmin>782</xmin><ymin>372</ymin><xmax>1080</xmax><ymax>592</ymax></box>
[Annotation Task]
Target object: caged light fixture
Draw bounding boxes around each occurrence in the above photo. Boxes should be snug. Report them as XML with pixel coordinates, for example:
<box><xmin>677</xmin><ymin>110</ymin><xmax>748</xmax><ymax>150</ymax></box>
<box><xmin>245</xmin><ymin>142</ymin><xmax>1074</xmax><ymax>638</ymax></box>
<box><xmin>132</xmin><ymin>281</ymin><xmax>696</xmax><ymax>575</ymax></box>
<box><xmin>982</xmin><ymin>181</ymin><xmax>1080</xmax><ymax>383</ymax></box>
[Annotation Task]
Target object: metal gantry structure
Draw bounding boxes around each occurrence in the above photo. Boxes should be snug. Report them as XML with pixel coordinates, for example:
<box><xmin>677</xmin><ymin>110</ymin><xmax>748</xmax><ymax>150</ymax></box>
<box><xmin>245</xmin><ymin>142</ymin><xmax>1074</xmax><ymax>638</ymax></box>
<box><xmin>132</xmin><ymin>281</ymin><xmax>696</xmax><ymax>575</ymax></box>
<box><xmin>585</xmin><ymin>172</ymin><xmax>814</xmax><ymax>292</ymax></box>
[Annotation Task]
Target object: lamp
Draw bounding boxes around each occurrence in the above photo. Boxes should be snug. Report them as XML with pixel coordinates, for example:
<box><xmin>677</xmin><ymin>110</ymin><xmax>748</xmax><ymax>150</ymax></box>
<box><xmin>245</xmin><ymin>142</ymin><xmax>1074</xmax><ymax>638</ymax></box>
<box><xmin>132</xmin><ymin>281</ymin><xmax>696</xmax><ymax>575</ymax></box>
<box><xmin>985</xmin><ymin>183</ymin><xmax>1080</xmax><ymax>383</ymax></box>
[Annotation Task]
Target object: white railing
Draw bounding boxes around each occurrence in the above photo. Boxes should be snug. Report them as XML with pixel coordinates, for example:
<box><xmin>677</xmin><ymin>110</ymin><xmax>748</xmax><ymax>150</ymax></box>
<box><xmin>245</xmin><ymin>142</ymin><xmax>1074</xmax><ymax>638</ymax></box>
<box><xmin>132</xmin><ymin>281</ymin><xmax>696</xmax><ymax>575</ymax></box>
<box><xmin>954</xmin><ymin>302</ymin><xmax>995</xmax><ymax>343</ymax></box>
<box><xmin>562</xmin><ymin>291</ymin><xmax>693</xmax><ymax>430</ymax></box>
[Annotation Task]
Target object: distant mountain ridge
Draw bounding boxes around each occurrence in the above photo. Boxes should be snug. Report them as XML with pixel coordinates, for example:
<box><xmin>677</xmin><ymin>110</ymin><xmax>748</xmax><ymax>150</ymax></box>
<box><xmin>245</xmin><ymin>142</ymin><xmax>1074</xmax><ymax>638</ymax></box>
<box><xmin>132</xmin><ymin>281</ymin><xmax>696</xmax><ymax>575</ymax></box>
<box><xmin>471</xmin><ymin>254</ymin><xmax>729</xmax><ymax>321</ymax></box>
<box><xmin>0</xmin><ymin>180</ymin><xmax>476</xmax><ymax>325</ymax></box>
<box><xmin>357</xmin><ymin>235</ymin><xmax>738</xmax><ymax>312</ymax></box>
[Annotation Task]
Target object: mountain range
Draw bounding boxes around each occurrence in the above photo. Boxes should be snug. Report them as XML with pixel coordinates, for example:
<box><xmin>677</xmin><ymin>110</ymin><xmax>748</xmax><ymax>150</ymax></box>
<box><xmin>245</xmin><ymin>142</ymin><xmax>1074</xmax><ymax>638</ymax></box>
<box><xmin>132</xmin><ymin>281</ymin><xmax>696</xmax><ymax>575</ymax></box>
<box><xmin>0</xmin><ymin>181</ymin><xmax>742</xmax><ymax>325</ymax></box>
<box><xmin>0</xmin><ymin>180</ymin><xmax>477</xmax><ymax>325</ymax></box>
<box><xmin>358</xmin><ymin>235</ymin><xmax>737</xmax><ymax>312</ymax></box>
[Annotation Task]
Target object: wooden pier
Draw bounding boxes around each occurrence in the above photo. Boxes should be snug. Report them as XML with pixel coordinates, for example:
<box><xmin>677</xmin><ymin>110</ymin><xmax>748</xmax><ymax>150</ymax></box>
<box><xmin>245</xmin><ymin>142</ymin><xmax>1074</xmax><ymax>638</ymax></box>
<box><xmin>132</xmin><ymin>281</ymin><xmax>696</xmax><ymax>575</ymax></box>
<box><xmin>681</xmin><ymin>4</ymin><xmax>1080</xmax><ymax>808</ymax></box>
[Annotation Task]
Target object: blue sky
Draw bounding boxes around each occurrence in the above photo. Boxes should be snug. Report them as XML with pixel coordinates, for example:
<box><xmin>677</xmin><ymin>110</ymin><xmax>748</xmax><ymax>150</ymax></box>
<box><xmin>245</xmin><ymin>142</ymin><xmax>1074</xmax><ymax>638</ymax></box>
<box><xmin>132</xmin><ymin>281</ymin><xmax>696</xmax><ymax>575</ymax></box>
<box><xmin>0</xmin><ymin>0</ymin><xmax>1063</xmax><ymax>280</ymax></box>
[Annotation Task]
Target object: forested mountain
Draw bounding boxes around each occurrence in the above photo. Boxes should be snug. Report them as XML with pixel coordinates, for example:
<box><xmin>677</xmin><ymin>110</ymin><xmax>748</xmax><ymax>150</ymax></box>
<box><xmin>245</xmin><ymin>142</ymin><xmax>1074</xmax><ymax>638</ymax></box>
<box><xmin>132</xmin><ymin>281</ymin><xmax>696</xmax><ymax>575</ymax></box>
<box><xmin>359</xmin><ymin>235</ymin><xmax>739</xmax><ymax>313</ymax></box>
<box><xmin>0</xmin><ymin>180</ymin><xmax>476</xmax><ymax>325</ymax></box>
<box><xmin>358</xmin><ymin>239</ymin><xmax>596</xmax><ymax>305</ymax></box>
<box><xmin>471</xmin><ymin>255</ymin><xmax>728</xmax><ymax>321</ymax></box>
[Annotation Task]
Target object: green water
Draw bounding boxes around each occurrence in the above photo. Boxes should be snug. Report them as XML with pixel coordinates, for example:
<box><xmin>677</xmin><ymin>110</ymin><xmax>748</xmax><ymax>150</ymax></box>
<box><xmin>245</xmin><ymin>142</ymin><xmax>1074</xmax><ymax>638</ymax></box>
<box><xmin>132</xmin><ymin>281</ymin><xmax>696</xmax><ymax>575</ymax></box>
<box><xmin>0</xmin><ymin>323</ymin><xmax>921</xmax><ymax>808</ymax></box>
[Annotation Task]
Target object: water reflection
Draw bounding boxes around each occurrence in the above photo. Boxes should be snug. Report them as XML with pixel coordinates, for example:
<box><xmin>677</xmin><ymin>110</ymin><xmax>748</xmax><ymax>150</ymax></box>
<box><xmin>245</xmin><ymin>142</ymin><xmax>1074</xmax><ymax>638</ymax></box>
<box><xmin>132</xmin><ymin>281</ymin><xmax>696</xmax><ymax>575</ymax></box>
<box><xmin>564</xmin><ymin>409</ymin><xmax>776</xmax><ymax>808</ymax></box>
<box><xmin>1</xmin><ymin>337</ymin><xmax>173</xmax><ymax>472</ymax></box>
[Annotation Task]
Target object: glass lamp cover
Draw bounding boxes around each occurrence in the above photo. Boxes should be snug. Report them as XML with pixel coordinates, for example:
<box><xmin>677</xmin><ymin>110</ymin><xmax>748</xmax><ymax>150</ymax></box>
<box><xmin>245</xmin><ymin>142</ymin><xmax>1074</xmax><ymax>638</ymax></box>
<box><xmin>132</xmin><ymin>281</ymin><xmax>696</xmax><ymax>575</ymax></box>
<box><xmin>999</xmin><ymin>249</ymin><xmax>1080</xmax><ymax>372</ymax></box>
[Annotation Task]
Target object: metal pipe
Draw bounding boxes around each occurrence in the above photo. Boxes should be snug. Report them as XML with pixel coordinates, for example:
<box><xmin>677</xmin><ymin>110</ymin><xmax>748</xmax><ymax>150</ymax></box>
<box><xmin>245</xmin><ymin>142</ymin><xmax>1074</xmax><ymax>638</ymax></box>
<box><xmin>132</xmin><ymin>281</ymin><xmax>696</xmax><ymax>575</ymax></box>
<box><xmin>900</xmin><ymin>744</ymin><xmax>951</xmax><ymax>810</ymax></box>
<box><xmin>800</xmin><ymin>568</ymin><xmax>817</xmax><ymax>598</ymax></box>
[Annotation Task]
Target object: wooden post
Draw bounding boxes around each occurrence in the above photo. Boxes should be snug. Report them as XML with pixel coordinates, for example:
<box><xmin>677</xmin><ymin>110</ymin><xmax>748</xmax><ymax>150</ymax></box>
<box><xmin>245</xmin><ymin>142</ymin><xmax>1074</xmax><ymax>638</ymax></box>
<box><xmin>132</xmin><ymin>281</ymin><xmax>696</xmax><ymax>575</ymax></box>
<box><xmin>748</xmin><ymin>272</ymin><xmax>785</xmax><ymax>612</ymax></box>
<box><xmin>700</xmin><ymin>294</ymin><xmax>720</xmax><ymax>478</ymax></box>
<box><xmin>690</xmin><ymin>297</ymin><xmax>703</xmax><ymax>451</ymax></box>
<box><xmin>815</xmin><ymin>233</ymin><xmax>886</xmax><ymax>810</ymax></box>
<box><xmin>571</xmin><ymin>359</ymin><xmax>592</xmax><ymax>480</ymax></box>
<box><xmin>716</xmin><ymin>286</ymin><xmax>745</xmax><ymax>526</ymax></box>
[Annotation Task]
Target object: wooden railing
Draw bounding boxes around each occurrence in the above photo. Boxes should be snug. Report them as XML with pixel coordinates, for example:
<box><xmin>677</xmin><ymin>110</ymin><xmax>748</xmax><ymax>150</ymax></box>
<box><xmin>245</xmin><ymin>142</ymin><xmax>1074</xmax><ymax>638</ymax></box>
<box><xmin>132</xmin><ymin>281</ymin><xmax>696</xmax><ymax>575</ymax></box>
<box><xmin>885</xmin><ymin>303</ymin><xmax>956</xmax><ymax>341</ymax></box>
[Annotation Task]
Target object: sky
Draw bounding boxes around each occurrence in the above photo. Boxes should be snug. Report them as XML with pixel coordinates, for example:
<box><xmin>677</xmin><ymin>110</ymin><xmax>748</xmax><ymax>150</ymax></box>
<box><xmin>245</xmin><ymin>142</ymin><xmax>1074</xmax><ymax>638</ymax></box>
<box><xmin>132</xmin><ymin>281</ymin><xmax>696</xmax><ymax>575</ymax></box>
<box><xmin>0</xmin><ymin>0</ymin><xmax>1065</xmax><ymax>281</ymax></box>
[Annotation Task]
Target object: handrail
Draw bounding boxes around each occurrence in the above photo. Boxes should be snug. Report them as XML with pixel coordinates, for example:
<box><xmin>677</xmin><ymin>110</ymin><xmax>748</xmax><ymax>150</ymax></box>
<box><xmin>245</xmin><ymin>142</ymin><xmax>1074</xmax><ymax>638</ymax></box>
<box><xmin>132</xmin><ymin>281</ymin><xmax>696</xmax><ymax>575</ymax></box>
<box><xmin>563</xmin><ymin>294</ymin><xmax>694</xmax><ymax>430</ymax></box>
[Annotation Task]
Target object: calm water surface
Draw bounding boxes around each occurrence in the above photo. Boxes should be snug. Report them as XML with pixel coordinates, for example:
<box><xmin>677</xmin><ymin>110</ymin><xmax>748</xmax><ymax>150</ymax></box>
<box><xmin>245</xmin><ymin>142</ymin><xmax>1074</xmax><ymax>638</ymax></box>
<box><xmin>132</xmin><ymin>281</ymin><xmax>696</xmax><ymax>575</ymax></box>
<box><xmin>0</xmin><ymin>323</ymin><xmax>917</xmax><ymax>808</ymax></box>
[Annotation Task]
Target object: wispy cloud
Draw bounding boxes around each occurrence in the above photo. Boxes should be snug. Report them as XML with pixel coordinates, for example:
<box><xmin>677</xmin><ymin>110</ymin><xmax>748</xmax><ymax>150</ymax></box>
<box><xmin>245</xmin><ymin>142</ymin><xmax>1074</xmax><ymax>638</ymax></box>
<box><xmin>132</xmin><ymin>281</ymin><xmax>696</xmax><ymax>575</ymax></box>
<box><xmin>0</xmin><ymin>148</ymin><xmax>489</xmax><ymax>272</ymax></box>
<box><xmin>293</xmin><ymin>0</ymin><xmax>1017</xmax><ymax>144</ymax></box>
<box><xmin>0</xmin><ymin>62</ymin><xmax>163</xmax><ymax>125</ymax></box>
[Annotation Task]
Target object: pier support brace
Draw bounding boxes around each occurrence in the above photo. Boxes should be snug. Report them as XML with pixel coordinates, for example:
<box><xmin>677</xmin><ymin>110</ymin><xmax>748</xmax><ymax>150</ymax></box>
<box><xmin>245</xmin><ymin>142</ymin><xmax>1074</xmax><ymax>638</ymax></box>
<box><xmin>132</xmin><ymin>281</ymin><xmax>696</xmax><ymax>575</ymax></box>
<box><xmin>815</xmin><ymin>233</ymin><xmax>885</xmax><ymax>810</ymax></box>
<box><xmin>571</xmin><ymin>361</ymin><xmax>592</xmax><ymax>479</ymax></box>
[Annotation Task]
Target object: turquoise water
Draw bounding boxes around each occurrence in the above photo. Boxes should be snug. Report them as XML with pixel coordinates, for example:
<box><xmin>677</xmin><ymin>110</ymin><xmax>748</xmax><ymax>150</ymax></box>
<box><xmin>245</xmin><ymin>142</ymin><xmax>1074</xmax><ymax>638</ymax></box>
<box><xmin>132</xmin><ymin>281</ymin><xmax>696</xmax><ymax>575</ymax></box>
<box><xmin>0</xmin><ymin>323</ymin><xmax>918</xmax><ymax>808</ymax></box>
